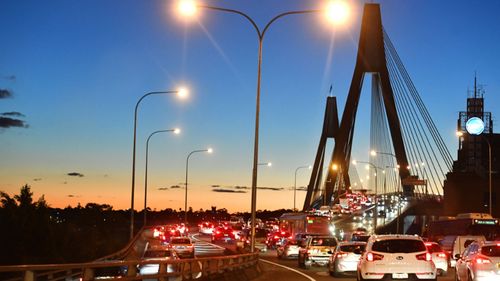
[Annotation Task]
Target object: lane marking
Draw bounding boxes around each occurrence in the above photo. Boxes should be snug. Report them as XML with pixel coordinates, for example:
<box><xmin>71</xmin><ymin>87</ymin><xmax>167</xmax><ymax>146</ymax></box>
<box><xmin>260</xmin><ymin>259</ymin><xmax>316</xmax><ymax>281</ymax></box>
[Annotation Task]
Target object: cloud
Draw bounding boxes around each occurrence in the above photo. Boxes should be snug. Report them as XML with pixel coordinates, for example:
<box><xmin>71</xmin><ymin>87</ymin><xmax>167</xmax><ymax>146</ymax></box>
<box><xmin>67</xmin><ymin>172</ymin><xmax>84</xmax><ymax>177</ymax></box>
<box><xmin>67</xmin><ymin>194</ymin><xmax>75</xmax><ymax>197</ymax></box>
<box><xmin>212</xmin><ymin>189</ymin><xmax>247</xmax><ymax>193</ymax></box>
<box><xmin>234</xmin><ymin>186</ymin><xmax>250</xmax><ymax>190</ymax></box>
<box><xmin>63</xmin><ymin>181</ymin><xmax>68</xmax><ymax>185</ymax></box>
<box><xmin>296</xmin><ymin>186</ymin><xmax>308</xmax><ymax>191</ymax></box>
<box><xmin>1</xmin><ymin>112</ymin><xmax>24</xmax><ymax>117</ymax></box>
<box><xmin>67</xmin><ymin>194</ymin><xmax>81</xmax><ymax>198</ymax></box>
<box><xmin>0</xmin><ymin>117</ymin><xmax>28</xmax><ymax>128</ymax></box>
<box><xmin>170</xmin><ymin>185</ymin><xmax>181</xmax><ymax>189</ymax></box>
<box><xmin>257</xmin><ymin>186</ymin><xmax>284</xmax><ymax>191</ymax></box>
<box><xmin>33</xmin><ymin>178</ymin><xmax>42</xmax><ymax>182</ymax></box>
<box><xmin>211</xmin><ymin>184</ymin><xmax>220</xmax><ymax>188</ymax></box>
<box><xmin>0</xmin><ymin>89</ymin><xmax>12</xmax><ymax>99</ymax></box>
<box><xmin>158</xmin><ymin>187</ymin><xmax>169</xmax><ymax>191</ymax></box>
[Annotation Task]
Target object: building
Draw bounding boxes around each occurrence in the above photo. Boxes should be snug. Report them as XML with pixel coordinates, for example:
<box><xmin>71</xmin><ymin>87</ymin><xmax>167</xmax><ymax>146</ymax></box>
<box><xmin>443</xmin><ymin>77</ymin><xmax>499</xmax><ymax>217</ymax></box>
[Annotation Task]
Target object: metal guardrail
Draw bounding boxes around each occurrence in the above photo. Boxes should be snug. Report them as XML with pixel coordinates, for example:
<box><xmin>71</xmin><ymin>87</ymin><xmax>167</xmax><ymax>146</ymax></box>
<box><xmin>0</xmin><ymin>252</ymin><xmax>259</xmax><ymax>281</ymax></box>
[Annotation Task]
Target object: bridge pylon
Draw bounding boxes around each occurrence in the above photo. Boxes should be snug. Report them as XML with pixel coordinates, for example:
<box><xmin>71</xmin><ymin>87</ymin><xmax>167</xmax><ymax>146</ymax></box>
<box><xmin>303</xmin><ymin>3</ymin><xmax>412</xmax><ymax>210</ymax></box>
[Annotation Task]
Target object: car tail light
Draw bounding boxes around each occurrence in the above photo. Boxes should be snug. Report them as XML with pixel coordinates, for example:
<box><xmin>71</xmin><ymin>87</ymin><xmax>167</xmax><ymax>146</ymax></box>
<box><xmin>416</xmin><ymin>252</ymin><xmax>432</xmax><ymax>261</ymax></box>
<box><xmin>274</xmin><ymin>235</ymin><xmax>279</xmax><ymax>240</ymax></box>
<box><xmin>366</xmin><ymin>252</ymin><xmax>384</xmax><ymax>261</ymax></box>
<box><xmin>336</xmin><ymin>252</ymin><xmax>348</xmax><ymax>258</ymax></box>
<box><xmin>437</xmin><ymin>252</ymin><xmax>447</xmax><ymax>258</ymax></box>
<box><xmin>216</xmin><ymin>230</ymin><xmax>221</xmax><ymax>235</ymax></box>
<box><xmin>475</xmin><ymin>255</ymin><xmax>491</xmax><ymax>264</ymax></box>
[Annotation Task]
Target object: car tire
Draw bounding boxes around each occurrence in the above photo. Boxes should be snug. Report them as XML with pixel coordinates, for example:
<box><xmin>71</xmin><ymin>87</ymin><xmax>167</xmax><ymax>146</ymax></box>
<box><xmin>357</xmin><ymin>272</ymin><xmax>366</xmax><ymax>281</ymax></box>
<box><xmin>467</xmin><ymin>271</ymin><xmax>473</xmax><ymax>281</ymax></box>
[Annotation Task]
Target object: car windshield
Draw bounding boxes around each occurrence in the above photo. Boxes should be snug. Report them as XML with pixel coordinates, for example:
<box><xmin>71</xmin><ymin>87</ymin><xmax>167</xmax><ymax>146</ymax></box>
<box><xmin>144</xmin><ymin>250</ymin><xmax>171</xmax><ymax>258</ymax></box>
<box><xmin>171</xmin><ymin>238</ymin><xmax>190</xmax><ymax>244</ymax></box>
<box><xmin>372</xmin><ymin>239</ymin><xmax>426</xmax><ymax>253</ymax></box>
<box><xmin>426</xmin><ymin>244</ymin><xmax>443</xmax><ymax>253</ymax></box>
<box><xmin>311</xmin><ymin>238</ymin><xmax>337</xmax><ymax>247</ymax></box>
<box><xmin>339</xmin><ymin>244</ymin><xmax>366</xmax><ymax>252</ymax></box>
<box><xmin>352</xmin><ymin>235</ymin><xmax>370</xmax><ymax>242</ymax></box>
<box><xmin>481</xmin><ymin>245</ymin><xmax>500</xmax><ymax>257</ymax></box>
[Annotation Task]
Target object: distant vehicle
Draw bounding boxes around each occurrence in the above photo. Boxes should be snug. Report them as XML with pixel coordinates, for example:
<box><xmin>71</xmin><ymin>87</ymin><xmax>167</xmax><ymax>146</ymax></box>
<box><xmin>211</xmin><ymin>225</ymin><xmax>235</xmax><ymax>243</ymax></box>
<box><xmin>425</xmin><ymin>242</ymin><xmax>449</xmax><ymax>276</ymax></box>
<box><xmin>279</xmin><ymin>212</ymin><xmax>333</xmax><ymax>240</ymax></box>
<box><xmin>139</xmin><ymin>245</ymin><xmax>179</xmax><ymax>280</ymax></box>
<box><xmin>357</xmin><ymin>234</ymin><xmax>437</xmax><ymax>281</ymax></box>
<box><xmin>328</xmin><ymin>241</ymin><xmax>366</xmax><ymax>277</ymax></box>
<box><xmin>198</xmin><ymin>221</ymin><xmax>215</xmax><ymax>235</ymax></box>
<box><xmin>169</xmin><ymin>237</ymin><xmax>195</xmax><ymax>258</ymax></box>
<box><xmin>298</xmin><ymin>235</ymin><xmax>338</xmax><ymax>268</ymax></box>
<box><xmin>455</xmin><ymin>240</ymin><xmax>500</xmax><ymax>281</ymax></box>
<box><xmin>427</xmin><ymin>213</ymin><xmax>499</xmax><ymax>243</ymax></box>
<box><xmin>351</xmin><ymin>232</ymin><xmax>371</xmax><ymax>242</ymax></box>
<box><xmin>229</xmin><ymin>216</ymin><xmax>244</xmax><ymax>226</ymax></box>
<box><xmin>266</xmin><ymin>230</ymin><xmax>291</xmax><ymax>249</ymax></box>
<box><xmin>276</xmin><ymin>239</ymin><xmax>300</xmax><ymax>259</ymax></box>
<box><xmin>450</xmin><ymin>235</ymin><xmax>486</xmax><ymax>267</ymax></box>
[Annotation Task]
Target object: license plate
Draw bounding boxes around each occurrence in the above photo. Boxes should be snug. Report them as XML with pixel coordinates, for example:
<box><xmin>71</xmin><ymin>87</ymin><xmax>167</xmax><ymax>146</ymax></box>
<box><xmin>224</xmin><ymin>234</ymin><xmax>228</xmax><ymax>236</ymax></box>
<box><xmin>392</xmin><ymin>273</ymin><xmax>408</xmax><ymax>279</ymax></box>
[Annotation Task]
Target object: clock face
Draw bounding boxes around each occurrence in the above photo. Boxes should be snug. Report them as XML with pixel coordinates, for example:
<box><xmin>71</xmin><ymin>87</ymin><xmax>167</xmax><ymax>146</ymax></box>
<box><xmin>465</xmin><ymin>117</ymin><xmax>485</xmax><ymax>135</ymax></box>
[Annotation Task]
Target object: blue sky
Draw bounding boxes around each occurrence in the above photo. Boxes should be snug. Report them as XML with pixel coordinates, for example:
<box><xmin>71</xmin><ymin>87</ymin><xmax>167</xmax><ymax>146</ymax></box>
<box><xmin>0</xmin><ymin>0</ymin><xmax>499</xmax><ymax>212</ymax></box>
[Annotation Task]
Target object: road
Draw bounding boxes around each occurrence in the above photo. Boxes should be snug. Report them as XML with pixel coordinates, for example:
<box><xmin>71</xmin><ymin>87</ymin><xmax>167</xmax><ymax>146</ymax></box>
<box><xmin>255</xmin><ymin>248</ymin><xmax>456</xmax><ymax>281</ymax></box>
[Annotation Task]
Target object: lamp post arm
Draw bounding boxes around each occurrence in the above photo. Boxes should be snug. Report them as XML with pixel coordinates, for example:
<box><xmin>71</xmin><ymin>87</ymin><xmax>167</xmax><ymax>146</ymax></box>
<box><xmin>261</xmin><ymin>10</ymin><xmax>318</xmax><ymax>39</ymax></box>
<box><xmin>200</xmin><ymin>5</ymin><xmax>262</xmax><ymax>39</ymax></box>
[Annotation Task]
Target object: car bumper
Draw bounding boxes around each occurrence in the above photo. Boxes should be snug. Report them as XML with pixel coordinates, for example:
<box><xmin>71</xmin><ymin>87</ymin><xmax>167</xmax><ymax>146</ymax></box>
<box><xmin>359</xmin><ymin>273</ymin><xmax>437</xmax><ymax>280</ymax></box>
<box><xmin>333</xmin><ymin>260</ymin><xmax>358</xmax><ymax>273</ymax></box>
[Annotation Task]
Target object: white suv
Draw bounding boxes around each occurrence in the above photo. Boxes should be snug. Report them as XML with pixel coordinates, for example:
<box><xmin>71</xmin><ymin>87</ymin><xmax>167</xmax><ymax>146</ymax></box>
<box><xmin>357</xmin><ymin>235</ymin><xmax>437</xmax><ymax>281</ymax></box>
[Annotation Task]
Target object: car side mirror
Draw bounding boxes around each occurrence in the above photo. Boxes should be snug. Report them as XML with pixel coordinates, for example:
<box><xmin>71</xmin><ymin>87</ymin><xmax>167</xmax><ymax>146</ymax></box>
<box><xmin>328</xmin><ymin>250</ymin><xmax>333</xmax><ymax>254</ymax></box>
<box><xmin>454</xmin><ymin>254</ymin><xmax>461</xmax><ymax>259</ymax></box>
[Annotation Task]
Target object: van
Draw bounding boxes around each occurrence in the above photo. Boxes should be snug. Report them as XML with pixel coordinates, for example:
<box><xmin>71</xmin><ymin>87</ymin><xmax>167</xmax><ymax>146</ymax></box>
<box><xmin>450</xmin><ymin>235</ymin><xmax>486</xmax><ymax>267</ymax></box>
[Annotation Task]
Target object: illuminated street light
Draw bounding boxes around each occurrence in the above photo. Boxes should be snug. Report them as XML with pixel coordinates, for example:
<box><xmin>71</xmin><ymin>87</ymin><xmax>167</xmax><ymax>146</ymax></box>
<box><xmin>294</xmin><ymin>165</ymin><xmax>312</xmax><ymax>211</ymax></box>
<box><xmin>130</xmin><ymin>88</ymin><xmax>188</xmax><ymax>240</ymax></box>
<box><xmin>143</xmin><ymin>128</ymin><xmax>180</xmax><ymax>226</ymax></box>
<box><xmin>185</xmin><ymin>148</ymin><xmax>213</xmax><ymax>225</ymax></box>
<box><xmin>177</xmin><ymin>0</ymin><xmax>350</xmax><ymax>252</ymax></box>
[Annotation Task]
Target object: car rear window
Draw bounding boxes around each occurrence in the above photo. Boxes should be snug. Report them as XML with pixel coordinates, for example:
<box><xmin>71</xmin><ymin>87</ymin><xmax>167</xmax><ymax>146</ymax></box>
<box><xmin>311</xmin><ymin>237</ymin><xmax>337</xmax><ymax>247</ymax></box>
<box><xmin>372</xmin><ymin>239</ymin><xmax>426</xmax><ymax>253</ymax></box>
<box><xmin>171</xmin><ymin>238</ymin><xmax>190</xmax><ymax>244</ymax></box>
<box><xmin>426</xmin><ymin>244</ymin><xmax>443</xmax><ymax>253</ymax></box>
<box><xmin>339</xmin><ymin>244</ymin><xmax>366</xmax><ymax>252</ymax></box>
<box><xmin>144</xmin><ymin>250</ymin><xmax>171</xmax><ymax>258</ymax></box>
<box><xmin>481</xmin><ymin>245</ymin><xmax>500</xmax><ymax>257</ymax></box>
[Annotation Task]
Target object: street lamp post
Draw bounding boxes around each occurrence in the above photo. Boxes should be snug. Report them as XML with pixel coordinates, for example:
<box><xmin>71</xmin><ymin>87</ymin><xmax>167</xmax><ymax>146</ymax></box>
<box><xmin>178</xmin><ymin>0</ymin><xmax>350</xmax><ymax>251</ymax></box>
<box><xmin>130</xmin><ymin>89</ymin><xmax>187</xmax><ymax>240</ymax></box>
<box><xmin>294</xmin><ymin>165</ymin><xmax>311</xmax><ymax>211</ymax></box>
<box><xmin>143</xmin><ymin>128</ymin><xmax>180</xmax><ymax>226</ymax></box>
<box><xmin>185</xmin><ymin>148</ymin><xmax>213</xmax><ymax>225</ymax></box>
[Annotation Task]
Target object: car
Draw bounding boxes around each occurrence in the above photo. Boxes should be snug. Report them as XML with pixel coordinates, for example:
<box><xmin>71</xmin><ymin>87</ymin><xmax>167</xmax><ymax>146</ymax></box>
<box><xmin>266</xmin><ymin>230</ymin><xmax>291</xmax><ymax>249</ymax></box>
<box><xmin>169</xmin><ymin>237</ymin><xmax>195</xmax><ymax>258</ymax></box>
<box><xmin>357</xmin><ymin>234</ymin><xmax>437</xmax><ymax>281</ymax></box>
<box><xmin>139</xmin><ymin>245</ymin><xmax>179</xmax><ymax>281</ymax></box>
<box><xmin>351</xmin><ymin>231</ymin><xmax>371</xmax><ymax>242</ymax></box>
<box><xmin>211</xmin><ymin>225</ymin><xmax>235</xmax><ymax>243</ymax></box>
<box><xmin>298</xmin><ymin>235</ymin><xmax>338</xmax><ymax>268</ymax></box>
<box><xmin>277</xmin><ymin>239</ymin><xmax>300</xmax><ymax>259</ymax></box>
<box><xmin>450</xmin><ymin>235</ymin><xmax>486</xmax><ymax>267</ymax></box>
<box><xmin>198</xmin><ymin>221</ymin><xmax>215</xmax><ymax>235</ymax></box>
<box><xmin>455</xmin><ymin>240</ymin><xmax>500</xmax><ymax>281</ymax></box>
<box><xmin>425</xmin><ymin>242</ymin><xmax>449</xmax><ymax>276</ymax></box>
<box><xmin>328</xmin><ymin>241</ymin><xmax>366</xmax><ymax>276</ymax></box>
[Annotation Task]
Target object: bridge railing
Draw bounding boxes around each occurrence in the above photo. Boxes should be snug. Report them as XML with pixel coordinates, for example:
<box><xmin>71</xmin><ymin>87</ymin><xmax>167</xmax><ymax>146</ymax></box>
<box><xmin>0</xmin><ymin>252</ymin><xmax>259</xmax><ymax>281</ymax></box>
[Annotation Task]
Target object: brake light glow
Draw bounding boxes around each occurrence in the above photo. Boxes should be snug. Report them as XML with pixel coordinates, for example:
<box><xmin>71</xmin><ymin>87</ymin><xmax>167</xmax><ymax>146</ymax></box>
<box><xmin>437</xmin><ymin>252</ymin><xmax>447</xmax><ymax>258</ymax></box>
<box><xmin>416</xmin><ymin>252</ymin><xmax>432</xmax><ymax>261</ymax></box>
<box><xmin>475</xmin><ymin>256</ymin><xmax>491</xmax><ymax>264</ymax></box>
<box><xmin>336</xmin><ymin>252</ymin><xmax>348</xmax><ymax>258</ymax></box>
<box><xmin>366</xmin><ymin>252</ymin><xmax>384</xmax><ymax>261</ymax></box>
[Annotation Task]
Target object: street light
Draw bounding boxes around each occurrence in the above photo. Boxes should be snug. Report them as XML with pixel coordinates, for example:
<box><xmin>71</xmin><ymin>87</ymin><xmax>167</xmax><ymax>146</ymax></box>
<box><xmin>130</xmin><ymin>88</ymin><xmax>188</xmax><ymax>240</ymax></box>
<box><xmin>185</xmin><ymin>148</ymin><xmax>213</xmax><ymax>225</ymax></box>
<box><xmin>177</xmin><ymin>0</ymin><xmax>350</xmax><ymax>252</ymax></box>
<box><xmin>294</xmin><ymin>165</ymin><xmax>312</xmax><ymax>211</ymax></box>
<box><xmin>143</xmin><ymin>128</ymin><xmax>180</xmax><ymax>226</ymax></box>
<box><xmin>258</xmin><ymin>162</ymin><xmax>272</xmax><ymax>167</ymax></box>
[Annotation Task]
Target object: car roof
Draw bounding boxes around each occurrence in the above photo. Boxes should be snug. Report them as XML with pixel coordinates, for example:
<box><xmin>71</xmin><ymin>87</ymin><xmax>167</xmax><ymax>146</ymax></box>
<box><xmin>370</xmin><ymin>234</ymin><xmax>423</xmax><ymax>241</ymax></box>
<box><xmin>338</xmin><ymin>241</ymin><xmax>367</xmax><ymax>246</ymax></box>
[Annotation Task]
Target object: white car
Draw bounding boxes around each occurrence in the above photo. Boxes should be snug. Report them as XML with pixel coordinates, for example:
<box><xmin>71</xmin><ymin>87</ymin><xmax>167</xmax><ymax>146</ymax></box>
<box><xmin>357</xmin><ymin>235</ymin><xmax>437</xmax><ymax>281</ymax></box>
<box><xmin>169</xmin><ymin>237</ymin><xmax>195</xmax><ymax>258</ymax></box>
<box><xmin>455</xmin><ymin>240</ymin><xmax>500</xmax><ymax>281</ymax></box>
<box><xmin>139</xmin><ymin>245</ymin><xmax>179</xmax><ymax>281</ymax></box>
<box><xmin>425</xmin><ymin>242</ymin><xmax>449</xmax><ymax>276</ymax></box>
<box><xmin>328</xmin><ymin>241</ymin><xmax>366</xmax><ymax>276</ymax></box>
<box><xmin>277</xmin><ymin>239</ymin><xmax>300</xmax><ymax>259</ymax></box>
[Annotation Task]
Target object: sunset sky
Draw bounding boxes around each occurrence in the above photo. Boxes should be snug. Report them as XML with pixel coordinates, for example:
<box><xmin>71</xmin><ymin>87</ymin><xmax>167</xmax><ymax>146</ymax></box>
<box><xmin>1</xmin><ymin>0</ymin><xmax>499</xmax><ymax>212</ymax></box>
